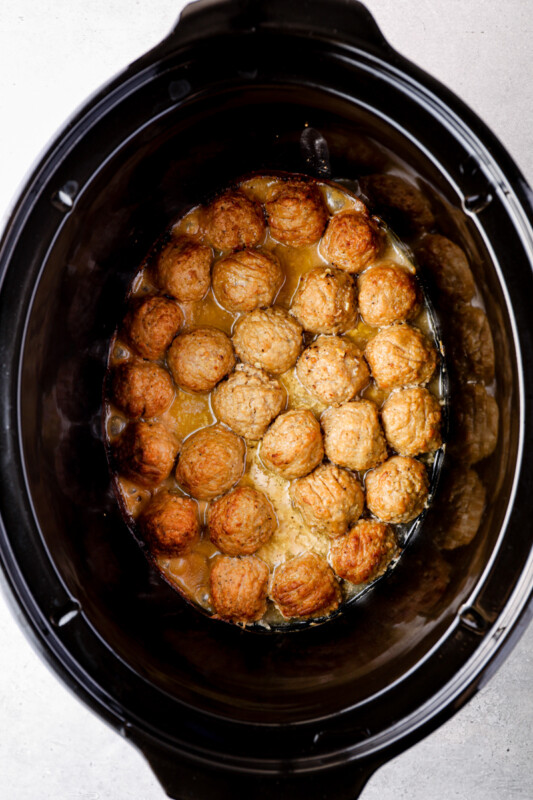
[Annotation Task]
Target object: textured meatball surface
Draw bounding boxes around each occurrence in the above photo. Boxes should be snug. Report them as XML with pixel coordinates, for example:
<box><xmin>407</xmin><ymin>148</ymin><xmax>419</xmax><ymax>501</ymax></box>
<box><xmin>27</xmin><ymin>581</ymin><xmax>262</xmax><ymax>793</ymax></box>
<box><xmin>434</xmin><ymin>468</ymin><xmax>486</xmax><ymax>550</ymax></box>
<box><xmin>208</xmin><ymin>487</ymin><xmax>277</xmax><ymax>556</ymax></box>
<box><xmin>357</xmin><ymin>264</ymin><xmax>420</xmax><ymax>327</ymax></box>
<box><xmin>112</xmin><ymin>359</ymin><xmax>174</xmax><ymax>419</ymax></box>
<box><xmin>232</xmin><ymin>306</ymin><xmax>302</xmax><ymax>374</ymax></box>
<box><xmin>366</xmin><ymin>456</ymin><xmax>429</xmax><ymax>524</ymax></box>
<box><xmin>296</xmin><ymin>336</ymin><xmax>369</xmax><ymax>405</ymax></box>
<box><xmin>290</xmin><ymin>464</ymin><xmax>364</xmax><ymax>538</ymax></box>
<box><xmin>322</xmin><ymin>399</ymin><xmax>387</xmax><ymax>471</ymax></box>
<box><xmin>321</xmin><ymin>210</ymin><xmax>382</xmax><ymax>273</ymax></box>
<box><xmin>114</xmin><ymin>421</ymin><xmax>180</xmax><ymax>488</ymax></box>
<box><xmin>212</xmin><ymin>248</ymin><xmax>284</xmax><ymax>312</ymax></box>
<box><xmin>212</xmin><ymin>365</ymin><xmax>286</xmax><ymax>440</ymax></box>
<box><xmin>329</xmin><ymin>519</ymin><xmax>397</xmax><ymax>584</ymax></box>
<box><xmin>361</xmin><ymin>173</ymin><xmax>435</xmax><ymax>231</ymax></box>
<box><xmin>176</xmin><ymin>424</ymin><xmax>245</xmax><ymax>500</ymax></box>
<box><xmin>167</xmin><ymin>327</ymin><xmax>235</xmax><ymax>393</ymax></box>
<box><xmin>139</xmin><ymin>491</ymin><xmax>199</xmax><ymax>556</ymax></box>
<box><xmin>153</xmin><ymin>236</ymin><xmax>212</xmax><ymax>302</ymax></box>
<box><xmin>290</xmin><ymin>266</ymin><xmax>357</xmax><ymax>334</ymax></box>
<box><xmin>271</xmin><ymin>552</ymin><xmax>341</xmax><ymax>619</ymax></box>
<box><xmin>265</xmin><ymin>180</ymin><xmax>328</xmax><ymax>246</ymax></box>
<box><xmin>204</xmin><ymin>190</ymin><xmax>265</xmax><ymax>251</ymax></box>
<box><xmin>416</xmin><ymin>234</ymin><xmax>475</xmax><ymax>305</ymax></box>
<box><xmin>260</xmin><ymin>409</ymin><xmax>324</xmax><ymax>479</ymax></box>
<box><xmin>123</xmin><ymin>296</ymin><xmax>183</xmax><ymax>361</ymax></box>
<box><xmin>382</xmin><ymin>387</ymin><xmax>442</xmax><ymax>457</ymax></box>
<box><xmin>451</xmin><ymin>383</ymin><xmax>498</xmax><ymax>464</ymax></box>
<box><xmin>210</xmin><ymin>555</ymin><xmax>269</xmax><ymax>622</ymax></box>
<box><xmin>451</xmin><ymin>305</ymin><xmax>495</xmax><ymax>384</ymax></box>
<box><xmin>364</xmin><ymin>324</ymin><xmax>437</xmax><ymax>389</ymax></box>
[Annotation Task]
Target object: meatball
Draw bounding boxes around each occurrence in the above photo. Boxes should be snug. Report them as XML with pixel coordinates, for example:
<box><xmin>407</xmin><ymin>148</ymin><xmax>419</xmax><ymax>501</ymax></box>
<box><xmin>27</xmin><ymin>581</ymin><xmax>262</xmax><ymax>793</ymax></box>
<box><xmin>296</xmin><ymin>336</ymin><xmax>369</xmax><ymax>405</ymax></box>
<box><xmin>290</xmin><ymin>266</ymin><xmax>357</xmax><ymax>334</ymax></box>
<box><xmin>364</xmin><ymin>324</ymin><xmax>437</xmax><ymax>389</ymax></box>
<box><xmin>210</xmin><ymin>555</ymin><xmax>269</xmax><ymax>623</ymax></box>
<box><xmin>381</xmin><ymin>387</ymin><xmax>442</xmax><ymax>457</ymax></box>
<box><xmin>450</xmin><ymin>383</ymin><xmax>498</xmax><ymax>464</ymax></box>
<box><xmin>434</xmin><ymin>467</ymin><xmax>486</xmax><ymax>550</ymax></box>
<box><xmin>450</xmin><ymin>305</ymin><xmax>495</xmax><ymax>384</ymax></box>
<box><xmin>208</xmin><ymin>487</ymin><xmax>277</xmax><ymax>556</ymax></box>
<box><xmin>114</xmin><ymin>420</ymin><xmax>180</xmax><ymax>488</ymax></box>
<box><xmin>416</xmin><ymin>234</ymin><xmax>476</xmax><ymax>305</ymax></box>
<box><xmin>320</xmin><ymin>210</ymin><xmax>382</xmax><ymax>273</ymax></box>
<box><xmin>271</xmin><ymin>552</ymin><xmax>341</xmax><ymax>619</ymax></box>
<box><xmin>139</xmin><ymin>491</ymin><xmax>199</xmax><ymax>556</ymax></box>
<box><xmin>321</xmin><ymin>399</ymin><xmax>387</xmax><ymax>471</ymax></box>
<box><xmin>212</xmin><ymin>248</ymin><xmax>284</xmax><ymax>312</ymax></box>
<box><xmin>167</xmin><ymin>327</ymin><xmax>235</xmax><ymax>393</ymax></box>
<box><xmin>232</xmin><ymin>306</ymin><xmax>303</xmax><ymax>374</ymax></box>
<box><xmin>176</xmin><ymin>424</ymin><xmax>245</xmax><ymax>500</ymax></box>
<box><xmin>260</xmin><ymin>409</ymin><xmax>324</xmax><ymax>479</ymax></box>
<box><xmin>265</xmin><ymin>180</ymin><xmax>328</xmax><ymax>246</ymax></box>
<box><xmin>153</xmin><ymin>235</ymin><xmax>212</xmax><ymax>302</ymax></box>
<box><xmin>365</xmin><ymin>455</ymin><xmax>429</xmax><ymax>524</ymax></box>
<box><xmin>329</xmin><ymin>519</ymin><xmax>397</xmax><ymax>584</ymax></box>
<box><xmin>360</xmin><ymin>173</ymin><xmax>435</xmax><ymax>231</ymax></box>
<box><xmin>204</xmin><ymin>190</ymin><xmax>265</xmax><ymax>251</ymax></box>
<box><xmin>357</xmin><ymin>264</ymin><xmax>420</xmax><ymax>327</ymax></box>
<box><xmin>111</xmin><ymin>359</ymin><xmax>174</xmax><ymax>419</ymax></box>
<box><xmin>290</xmin><ymin>464</ymin><xmax>364</xmax><ymax>538</ymax></box>
<box><xmin>212</xmin><ymin>365</ymin><xmax>286</xmax><ymax>440</ymax></box>
<box><xmin>123</xmin><ymin>295</ymin><xmax>183</xmax><ymax>361</ymax></box>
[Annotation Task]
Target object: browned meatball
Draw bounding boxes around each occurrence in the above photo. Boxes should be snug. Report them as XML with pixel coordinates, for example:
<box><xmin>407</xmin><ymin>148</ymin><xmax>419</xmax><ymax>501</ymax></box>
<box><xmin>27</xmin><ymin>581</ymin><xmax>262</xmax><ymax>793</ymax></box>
<box><xmin>265</xmin><ymin>180</ymin><xmax>328</xmax><ymax>246</ymax></box>
<box><xmin>321</xmin><ymin>399</ymin><xmax>387</xmax><ymax>471</ymax></box>
<box><xmin>416</xmin><ymin>234</ymin><xmax>475</xmax><ymax>305</ymax></box>
<box><xmin>210</xmin><ymin>555</ymin><xmax>270</xmax><ymax>623</ymax></box>
<box><xmin>365</xmin><ymin>456</ymin><xmax>429</xmax><ymax>524</ymax></box>
<box><xmin>360</xmin><ymin>173</ymin><xmax>435</xmax><ymax>231</ymax></box>
<box><xmin>211</xmin><ymin>365</ymin><xmax>286</xmax><ymax>440</ymax></box>
<box><xmin>114</xmin><ymin>421</ymin><xmax>180</xmax><ymax>488</ymax></box>
<box><xmin>212</xmin><ymin>248</ymin><xmax>284</xmax><ymax>312</ymax></box>
<box><xmin>176</xmin><ymin>424</ymin><xmax>245</xmax><ymax>500</ymax></box>
<box><xmin>232</xmin><ymin>306</ymin><xmax>303</xmax><ymax>374</ymax></box>
<box><xmin>111</xmin><ymin>359</ymin><xmax>174</xmax><ymax>419</ymax></box>
<box><xmin>320</xmin><ymin>210</ymin><xmax>382</xmax><ymax>273</ymax></box>
<box><xmin>290</xmin><ymin>464</ymin><xmax>364</xmax><ymax>538</ymax></box>
<box><xmin>450</xmin><ymin>305</ymin><xmax>495</xmax><ymax>384</ymax></box>
<box><xmin>329</xmin><ymin>519</ymin><xmax>397</xmax><ymax>584</ymax></box>
<box><xmin>296</xmin><ymin>336</ymin><xmax>369</xmax><ymax>406</ymax></box>
<box><xmin>204</xmin><ymin>190</ymin><xmax>265</xmax><ymax>251</ymax></box>
<box><xmin>167</xmin><ymin>327</ymin><xmax>235</xmax><ymax>393</ymax></box>
<box><xmin>208</xmin><ymin>487</ymin><xmax>277</xmax><ymax>556</ymax></box>
<box><xmin>271</xmin><ymin>552</ymin><xmax>341</xmax><ymax>619</ymax></box>
<box><xmin>357</xmin><ymin>264</ymin><xmax>420</xmax><ymax>327</ymax></box>
<box><xmin>153</xmin><ymin>235</ymin><xmax>212</xmax><ymax>302</ymax></box>
<box><xmin>381</xmin><ymin>387</ymin><xmax>442</xmax><ymax>457</ymax></box>
<box><xmin>260</xmin><ymin>409</ymin><xmax>324</xmax><ymax>480</ymax></box>
<box><xmin>290</xmin><ymin>266</ymin><xmax>357</xmax><ymax>334</ymax></box>
<box><xmin>139</xmin><ymin>491</ymin><xmax>199</xmax><ymax>556</ymax></box>
<box><xmin>450</xmin><ymin>383</ymin><xmax>498</xmax><ymax>464</ymax></box>
<box><xmin>123</xmin><ymin>296</ymin><xmax>183</xmax><ymax>361</ymax></box>
<box><xmin>433</xmin><ymin>467</ymin><xmax>486</xmax><ymax>550</ymax></box>
<box><xmin>364</xmin><ymin>324</ymin><xmax>437</xmax><ymax>389</ymax></box>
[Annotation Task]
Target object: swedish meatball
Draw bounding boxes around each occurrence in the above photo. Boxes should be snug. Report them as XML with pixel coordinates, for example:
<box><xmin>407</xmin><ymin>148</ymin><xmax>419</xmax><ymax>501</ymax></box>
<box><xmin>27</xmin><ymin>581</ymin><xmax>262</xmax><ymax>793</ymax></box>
<box><xmin>434</xmin><ymin>467</ymin><xmax>486</xmax><ymax>550</ymax></box>
<box><xmin>232</xmin><ymin>306</ymin><xmax>302</xmax><ymax>374</ymax></box>
<box><xmin>123</xmin><ymin>295</ymin><xmax>183</xmax><ymax>361</ymax></box>
<box><xmin>360</xmin><ymin>173</ymin><xmax>435</xmax><ymax>231</ymax></box>
<box><xmin>260</xmin><ymin>409</ymin><xmax>324</xmax><ymax>479</ymax></box>
<box><xmin>265</xmin><ymin>180</ymin><xmax>328</xmax><ymax>246</ymax></box>
<box><xmin>320</xmin><ymin>210</ymin><xmax>382</xmax><ymax>273</ymax></box>
<box><xmin>322</xmin><ymin>399</ymin><xmax>387</xmax><ymax>471</ymax></box>
<box><xmin>139</xmin><ymin>491</ymin><xmax>199</xmax><ymax>556</ymax></box>
<box><xmin>208</xmin><ymin>487</ymin><xmax>276</xmax><ymax>556</ymax></box>
<box><xmin>290</xmin><ymin>266</ymin><xmax>357</xmax><ymax>334</ymax></box>
<box><xmin>381</xmin><ymin>387</ymin><xmax>442</xmax><ymax>456</ymax></box>
<box><xmin>176</xmin><ymin>424</ymin><xmax>245</xmax><ymax>500</ymax></box>
<box><xmin>296</xmin><ymin>336</ymin><xmax>369</xmax><ymax>405</ymax></box>
<box><xmin>212</xmin><ymin>365</ymin><xmax>286</xmax><ymax>440</ymax></box>
<box><xmin>212</xmin><ymin>248</ymin><xmax>284</xmax><ymax>312</ymax></box>
<box><xmin>271</xmin><ymin>552</ymin><xmax>341</xmax><ymax>619</ymax></box>
<box><xmin>167</xmin><ymin>327</ymin><xmax>235</xmax><ymax>393</ymax></box>
<box><xmin>329</xmin><ymin>519</ymin><xmax>397</xmax><ymax>584</ymax></box>
<box><xmin>366</xmin><ymin>456</ymin><xmax>429</xmax><ymax>524</ymax></box>
<box><xmin>204</xmin><ymin>190</ymin><xmax>265</xmax><ymax>251</ymax></box>
<box><xmin>357</xmin><ymin>264</ymin><xmax>420</xmax><ymax>327</ymax></box>
<box><xmin>112</xmin><ymin>359</ymin><xmax>174</xmax><ymax>419</ymax></box>
<box><xmin>364</xmin><ymin>324</ymin><xmax>437</xmax><ymax>389</ymax></box>
<box><xmin>450</xmin><ymin>383</ymin><xmax>498</xmax><ymax>464</ymax></box>
<box><xmin>114</xmin><ymin>421</ymin><xmax>180</xmax><ymax>488</ymax></box>
<box><xmin>153</xmin><ymin>235</ymin><xmax>212</xmax><ymax>301</ymax></box>
<box><xmin>290</xmin><ymin>464</ymin><xmax>364</xmax><ymax>538</ymax></box>
<box><xmin>416</xmin><ymin>234</ymin><xmax>475</xmax><ymax>305</ymax></box>
<box><xmin>210</xmin><ymin>555</ymin><xmax>269</xmax><ymax>623</ymax></box>
<box><xmin>451</xmin><ymin>305</ymin><xmax>495</xmax><ymax>384</ymax></box>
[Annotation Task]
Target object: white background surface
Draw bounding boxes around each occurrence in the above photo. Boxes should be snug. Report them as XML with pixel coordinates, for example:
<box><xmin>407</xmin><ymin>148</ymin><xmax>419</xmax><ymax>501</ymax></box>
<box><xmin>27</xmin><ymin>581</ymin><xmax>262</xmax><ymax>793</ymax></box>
<box><xmin>1</xmin><ymin>1</ymin><xmax>533</xmax><ymax>798</ymax></box>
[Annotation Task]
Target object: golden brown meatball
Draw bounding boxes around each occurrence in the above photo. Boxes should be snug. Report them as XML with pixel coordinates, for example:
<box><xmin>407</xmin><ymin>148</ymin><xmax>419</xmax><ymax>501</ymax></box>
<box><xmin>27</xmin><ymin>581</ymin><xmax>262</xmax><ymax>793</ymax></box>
<box><xmin>176</xmin><ymin>424</ymin><xmax>245</xmax><ymax>500</ymax></box>
<box><xmin>232</xmin><ymin>306</ymin><xmax>303</xmax><ymax>374</ymax></box>
<box><xmin>167</xmin><ymin>327</ymin><xmax>235</xmax><ymax>393</ymax></box>
<box><xmin>320</xmin><ymin>210</ymin><xmax>382</xmax><ymax>273</ymax></box>
<box><xmin>111</xmin><ymin>359</ymin><xmax>174</xmax><ymax>419</ymax></box>
<box><xmin>271</xmin><ymin>552</ymin><xmax>341</xmax><ymax>619</ymax></box>
<box><xmin>433</xmin><ymin>467</ymin><xmax>486</xmax><ymax>550</ymax></box>
<box><xmin>260</xmin><ymin>409</ymin><xmax>324</xmax><ymax>479</ymax></box>
<box><xmin>210</xmin><ymin>555</ymin><xmax>269</xmax><ymax>623</ymax></box>
<box><xmin>321</xmin><ymin>399</ymin><xmax>387</xmax><ymax>471</ymax></box>
<box><xmin>364</xmin><ymin>324</ymin><xmax>437</xmax><ymax>389</ymax></box>
<box><xmin>114</xmin><ymin>421</ymin><xmax>180</xmax><ymax>488</ymax></box>
<box><xmin>416</xmin><ymin>234</ymin><xmax>475</xmax><ymax>305</ymax></box>
<box><xmin>360</xmin><ymin>173</ymin><xmax>435</xmax><ymax>231</ymax></box>
<box><xmin>123</xmin><ymin>295</ymin><xmax>183</xmax><ymax>361</ymax></box>
<box><xmin>329</xmin><ymin>519</ymin><xmax>397</xmax><ymax>584</ymax></box>
<box><xmin>212</xmin><ymin>248</ymin><xmax>284</xmax><ymax>312</ymax></box>
<box><xmin>450</xmin><ymin>305</ymin><xmax>495</xmax><ymax>384</ymax></box>
<box><xmin>381</xmin><ymin>387</ymin><xmax>442</xmax><ymax>457</ymax></box>
<box><xmin>290</xmin><ymin>266</ymin><xmax>357</xmax><ymax>334</ymax></box>
<box><xmin>208</xmin><ymin>487</ymin><xmax>277</xmax><ymax>556</ymax></box>
<box><xmin>450</xmin><ymin>383</ymin><xmax>498</xmax><ymax>464</ymax></box>
<box><xmin>296</xmin><ymin>336</ymin><xmax>369</xmax><ymax>406</ymax></box>
<box><xmin>204</xmin><ymin>190</ymin><xmax>265</xmax><ymax>251</ymax></box>
<box><xmin>265</xmin><ymin>180</ymin><xmax>328</xmax><ymax>246</ymax></box>
<box><xmin>211</xmin><ymin>365</ymin><xmax>286</xmax><ymax>440</ymax></box>
<box><xmin>365</xmin><ymin>456</ymin><xmax>429</xmax><ymax>524</ymax></box>
<box><xmin>357</xmin><ymin>264</ymin><xmax>420</xmax><ymax>327</ymax></box>
<box><xmin>290</xmin><ymin>464</ymin><xmax>364</xmax><ymax>538</ymax></box>
<box><xmin>139</xmin><ymin>491</ymin><xmax>199</xmax><ymax>556</ymax></box>
<box><xmin>153</xmin><ymin>235</ymin><xmax>212</xmax><ymax>302</ymax></box>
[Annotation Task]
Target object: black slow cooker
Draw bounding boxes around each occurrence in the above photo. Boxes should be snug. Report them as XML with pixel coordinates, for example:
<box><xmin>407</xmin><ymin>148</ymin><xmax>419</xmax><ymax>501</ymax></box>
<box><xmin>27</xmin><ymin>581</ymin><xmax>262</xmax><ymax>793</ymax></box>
<box><xmin>1</xmin><ymin>1</ymin><xmax>533</xmax><ymax>797</ymax></box>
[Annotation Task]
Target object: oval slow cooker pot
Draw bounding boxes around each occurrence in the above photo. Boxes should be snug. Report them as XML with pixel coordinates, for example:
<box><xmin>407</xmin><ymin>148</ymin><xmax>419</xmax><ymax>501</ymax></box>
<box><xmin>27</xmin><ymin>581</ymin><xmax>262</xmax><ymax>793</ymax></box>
<box><xmin>1</xmin><ymin>1</ymin><xmax>533</xmax><ymax>797</ymax></box>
